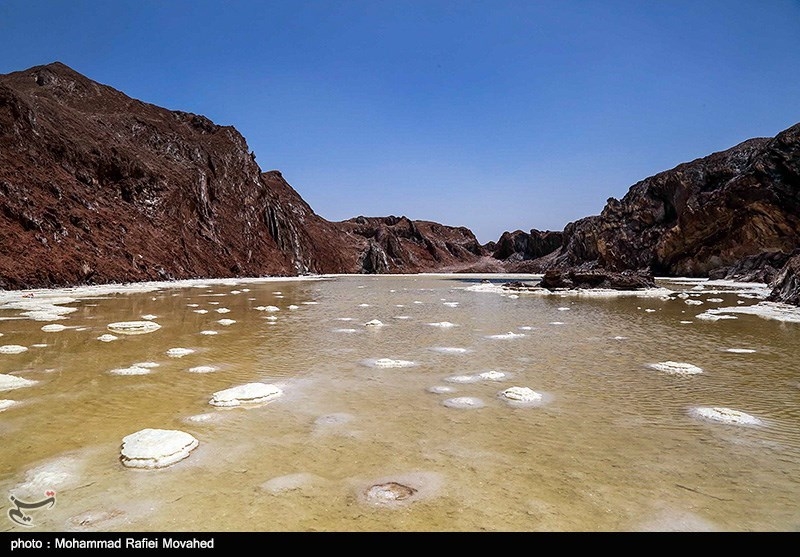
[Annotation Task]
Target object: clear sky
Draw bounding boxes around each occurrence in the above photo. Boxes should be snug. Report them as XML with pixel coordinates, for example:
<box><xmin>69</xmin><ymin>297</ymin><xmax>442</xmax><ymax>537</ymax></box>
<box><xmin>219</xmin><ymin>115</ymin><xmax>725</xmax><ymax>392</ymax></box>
<box><xmin>1</xmin><ymin>1</ymin><xmax>799</xmax><ymax>244</ymax></box>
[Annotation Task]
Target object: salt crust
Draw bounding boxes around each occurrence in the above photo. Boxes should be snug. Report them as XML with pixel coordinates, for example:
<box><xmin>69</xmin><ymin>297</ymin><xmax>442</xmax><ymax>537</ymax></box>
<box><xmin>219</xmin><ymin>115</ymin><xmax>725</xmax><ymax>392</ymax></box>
<box><xmin>0</xmin><ymin>399</ymin><xmax>18</xmax><ymax>411</ymax></box>
<box><xmin>443</xmin><ymin>396</ymin><xmax>485</xmax><ymax>409</ymax></box>
<box><xmin>371</xmin><ymin>358</ymin><xmax>416</xmax><ymax>368</ymax></box>
<box><xmin>699</xmin><ymin>302</ymin><xmax>800</xmax><ymax>323</ymax></box>
<box><xmin>209</xmin><ymin>382</ymin><xmax>283</xmax><ymax>407</ymax></box>
<box><xmin>217</xmin><ymin>319</ymin><xmax>236</xmax><ymax>326</ymax></box>
<box><xmin>166</xmin><ymin>348</ymin><xmax>195</xmax><ymax>358</ymax></box>
<box><xmin>486</xmin><ymin>331</ymin><xmax>525</xmax><ymax>339</ymax></box>
<box><xmin>0</xmin><ymin>345</ymin><xmax>28</xmax><ymax>354</ymax></box>
<box><xmin>109</xmin><ymin>366</ymin><xmax>151</xmax><ymax>376</ymax></box>
<box><xmin>430</xmin><ymin>346</ymin><xmax>469</xmax><ymax>354</ymax></box>
<box><xmin>427</xmin><ymin>385</ymin><xmax>456</xmax><ymax>394</ymax></box>
<box><xmin>428</xmin><ymin>321</ymin><xmax>457</xmax><ymax>327</ymax></box>
<box><xmin>723</xmin><ymin>348</ymin><xmax>756</xmax><ymax>353</ymax></box>
<box><xmin>364</xmin><ymin>319</ymin><xmax>384</xmax><ymax>327</ymax></box>
<box><xmin>648</xmin><ymin>361</ymin><xmax>703</xmax><ymax>375</ymax></box>
<box><xmin>500</xmin><ymin>386</ymin><xmax>542</xmax><ymax>403</ymax></box>
<box><xmin>188</xmin><ymin>365</ymin><xmax>218</xmax><ymax>373</ymax></box>
<box><xmin>107</xmin><ymin>321</ymin><xmax>161</xmax><ymax>335</ymax></box>
<box><xmin>689</xmin><ymin>406</ymin><xmax>763</xmax><ymax>426</ymax></box>
<box><xmin>120</xmin><ymin>428</ymin><xmax>199</xmax><ymax>469</ymax></box>
<box><xmin>41</xmin><ymin>324</ymin><xmax>68</xmax><ymax>332</ymax></box>
<box><xmin>0</xmin><ymin>373</ymin><xmax>38</xmax><ymax>391</ymax></box>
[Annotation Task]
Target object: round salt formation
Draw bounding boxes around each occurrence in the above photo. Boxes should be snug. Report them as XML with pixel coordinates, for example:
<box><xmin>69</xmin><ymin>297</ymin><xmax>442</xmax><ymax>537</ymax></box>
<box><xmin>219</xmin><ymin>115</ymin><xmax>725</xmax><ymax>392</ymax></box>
<box><xmin>0</xmin><ymin>345</ymin><xmax>28</xmax><ymax>354</ymax></box>
<box><xmin>188</xmin><ymin>365</ymin><xmax>218</xmax><ymax>374</ymax></box>
<box><xmin>209</xmin><ymin>382</ymin><xmax>283</xmax><ymax>407</ymax></box>
<box><xmin>119</xmin><ymin>428</ymin><xmax>199</xmax><ymax>469</ymax></box>
<box><xmin>648</xmin><ymin>361</ymin><xmax>703</xmax><ymax>375</ymax></box>
<box><xmin>0</xmin><ymin>374</ymin><xmax>37</xmax><ymax>391</ymax></box>
<box><xmin>364</xmin><ymin>319</ymin><xmax>384</xmax><ymax>327</ymax></box>
<box><xmin>365</xmin><ymin>482</ymin><xmax>417</xmax><ymax>503</ymax></box>
<box><xmin>371</xmin><ymin>358</ymin><xmax>415</xmax><ymax>368</ymax></box>
<box><xmin>217</xmin><ymin>319</ymin><xmax>236</xmax><ymax>326</ymax></box>
<box><xmin>97</xmin><ymin>334</ymin><xmax>118</xmax><ymax>342</ymax></box>
<box><xmin>107</xmin><ymin>321</ymin><xmax>161</xmax><ymax>335</ymax></box>
<box><xmin>166</xmin><ymin>348</ymin><xmax>194</xmax><ymax>358</ymax></box>
<box><xmin>443</xmin><ymin>397</ymin><xmax>485</xmax><ymax>409</ymax></box>
<box><xmin>689</xmin><ymin>407</ymin><xmax>763</xmax><ymax>426</ymax></box>
<box><xmin>500</xmin><ymin>386</ymin><xmax>543</xmax><ymax>403</ymax></box>
<box><xmin>41</xmin><ymin>324</ymin><xmax>68</xmax><ymax>332</ymax></box>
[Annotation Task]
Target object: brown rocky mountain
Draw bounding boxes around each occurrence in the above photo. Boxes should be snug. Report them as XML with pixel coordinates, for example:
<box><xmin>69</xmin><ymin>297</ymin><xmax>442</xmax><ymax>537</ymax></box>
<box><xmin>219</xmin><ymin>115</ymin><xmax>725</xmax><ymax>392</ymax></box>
<box><xmin>0</xmin><ymin>62</ymin><xmax>487</xmax><ymax>289</ymax></box>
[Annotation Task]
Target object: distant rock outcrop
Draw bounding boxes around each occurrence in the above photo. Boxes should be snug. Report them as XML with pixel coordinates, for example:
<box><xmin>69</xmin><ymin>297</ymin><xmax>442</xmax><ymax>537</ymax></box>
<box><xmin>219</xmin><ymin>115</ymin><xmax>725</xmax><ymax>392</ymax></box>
<box><xmin>543</xmin><ymin>123</ymin><xmax>800</xmax><ymax>278</ymax></box>
<box><xmin>491</xmin><ymin>229</ymin><xmax>562</xmax><ymax>262</ymax></box>
<box><xmin>767</xmin><ymin>252</ymin><xmax>800</xmax><ymax>306</ymax></box>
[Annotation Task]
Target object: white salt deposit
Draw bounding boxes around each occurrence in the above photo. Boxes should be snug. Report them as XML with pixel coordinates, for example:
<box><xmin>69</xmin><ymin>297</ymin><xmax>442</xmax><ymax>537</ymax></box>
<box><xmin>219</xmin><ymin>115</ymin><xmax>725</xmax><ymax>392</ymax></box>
<box><xmin>358</xmin><ymin>303</ymin><xmax>371</xmax><ymax>308</ymax></box>
<box><xmin>707</xmin><ymin>298</ymin><xmax>724</xmax><ymax>303</ymax></box>
<box><xmin>263</xmin><ymin>316</ymin><xmax>278</xmax><ymax>322</ymax></box>
<box><xmin>367</xmin><ymin>358</ymin><xmax>416</xmax><ymax>368</ymax></box>
<box><xmin>333</xmin><ymin>328</ymin><xmax>359</xmax><ymax>333</ymax></box>
<box><xmin>428</xmin><ymin>321</ymin><xmax>457</xmax><ymax>328</ymax></box>
<box><xmin>648</xmin><ymin>361</ymin><xmax>703</xmax><ymax>375</ymax></box>
<box><xmin>0</xmin><ymin>399</ymin><xmax>18</xmax><ymax>411</ymax></box>
<box><xmin>288</xmin><ymin>305</ymin><xmax>299</xmax><ymax>310</ymax></box>
<box><xmin>0</xmin><ymin>374</ymin><xmax>38</xmax><ymax>391</ymax></box>
<box><xmin>443</xmin><ymin>302</ymin><xmax>459</xmax><ymax>307</ymax></box>
<box><xmin>132</xmin><ymin>362</ymin><xmax>159</xmax><ymax>369</ymax></box>
<box><xmin>685</xmin><ymin>299</ymin><xmax>703</xmax><ymax>305</ymax></box>
<box><xmin>0</xmin><ymin>345</ymin><xmax>28</xmax><ymax>354</ymax></box>
<box><xmin>193</xmin><ymin>309</ymin><xmax>209</xmax><ymax>314</ymax></box>
<box><xmin>120</xmin><ymin>428</ymin><xmax>199</xmax><ymax>469</ymax></box>
<box><xmin>486</xmin><ymin>331</ymin><xmax>526</xmax><ymax>340</ymax></box>
<box><xmin>215</xmin><ymin>308</ymin><xmax>231</xmax><ymax>313</ymax></box>
<box><xmin>364</xmin><ymin>319</ymin><xmax>384</xmax><ymax>327</ymax></box>
<box><xmin>695</xmin><ymin>310</ymin><xmax>739</xmax><ymax>321</ymax></box>
<box><xmin>200</xmin><ymin>330</ymin><xmax>218</xmax><ymax>335</ymax></box>
<box><xmin>335</xmin><ymin>317</ymin><xmax>356</xmax><ymax>321</ymax></box>
<box><xmin>443</xmin><ymin>397</ymin><xmax>485</xmax><ymax>409</ymax></box>
<box><xmin>302</xmin><ymin>301</ymin><xmax>319</xmax><ymax>305</ymax></box>
<box><xmin>519</xmin><ymin>326</ymin><xmax>534</xmax><ymax>331</ymax></box>
<box><xmin>107</xmin><ymin>321</ymin><xmax>161</xmax><ymax>335</ymax></box>
<box><xmin>723</xmin><ymin>348</ymin><xmax>756</xmax><ymax>353</ymax></box>
<box><xmin>141</xmin><ymin>314</ymin><xmax>158</xmax><ymax>320</ymax></box>
<box><xmin>188</xmin><ymin>365</ymin><xmax>218</xmax><ymax>374</ymax></box>
<box><xmin>699</xmin><ymin>302</ymin><xmax>800</xmax><ymax>323</ymax></box>
<box><xmin>479</xmin><ymin>370</ymin><xmax>507</xmax><ymax>381</ymax></box>
<box><xmin>166</xmin><ymin>348</ymin><xmax>195</xmax><ymax>358</ymax></box>
<box><xmin>558</xmin><ymin>307</ymin><xmax>571</xmax><ymax>311</ymax></box>
<box><xmin>549</xmin><ymin>322</ymin><xmax>566</xmax><ymax>325</ymax></box>
<box><xmin>689</xmin><ymin>406</ymin><xmax>763</xmax><ymax>426</ymax></box>
<box><xmin>427</xmin><ymin>385</ymin><xmax>456</xmax><ymax>394</ymax></box>
<box><xmin>210</xmin><ymin>382</ymin><xmax>283</xmax><ymax>407</ymax></box>
<box><xmin>109</xmin><ymin>366</ymin><xmax>151</xmax><ymax>376</ymax></box>
<box><xmin>444</xmin><ymin>374</ymin><xmax>479</xmax><ymax>383</ymax></box>
<box><xmin>500</xmin><ymin>386</ymin><xmax>543</xmax><ymax>403</ymax></box>
<box><xmin>41</xmin><ymin>324</ymin><xmax>68</xmax><ymax>332</ymax></box>
<box><xmin>31</xmin><ymin>343</ymin><xmax>48</xmax><ymax>348</ymax></box>
<box><xmin>393</xmin><ymin>315</ymin><xmax>411</xmax><ymax>320</ymax></box>
<box><xmin>217</xmin><ymin>319</ymin><xmax>236</xmax><ymax>326</ymax></box>
<box><xmin>97</xmin><ymin>334</ymin><xmax>118</xmax><ymax>342</ymax></box>
<box><xmin>430</xmin><ymin>346</ymin><xmax>470</xmax><ymax>354</ymax></box>
<box><xmin>187</xmin><ymin>303</ymin><xmax>199</xmax><ymax>307</ymax></box>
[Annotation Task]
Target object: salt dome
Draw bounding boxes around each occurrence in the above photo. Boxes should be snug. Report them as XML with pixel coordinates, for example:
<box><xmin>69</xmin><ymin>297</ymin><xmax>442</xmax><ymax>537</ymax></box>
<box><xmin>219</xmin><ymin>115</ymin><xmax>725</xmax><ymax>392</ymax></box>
<box><xmin>500</xmin><ymin>386</ymin><xmax>542</xmax><ymax>403</ymax></box>
<box><xmin>648</xmin><ymin>361</ymin><xmax>703</xmax><ymax>375</ymax></box>
<box><xmin>689</xmin><ymin>406</ymin><xmax>763</xmax><ymax>426</ymax></box>
<box><xmin>0</xmin><ymin>373</ymin><xmax>38</xmax><ymax>391</ymax></box>
<box><xmin>107</xmin><ymin>321</ymin><xmax>161</xmax><ymax>335</ymax></box>
<box><xmin>119</xmin><ymin>428</ymin><xmax>199</xmax><ymax>469</ymax></box>
<box><xmin>209</xmin><ymin>382</ymin><xmax>283</xmax><ymax>407</ymax></box>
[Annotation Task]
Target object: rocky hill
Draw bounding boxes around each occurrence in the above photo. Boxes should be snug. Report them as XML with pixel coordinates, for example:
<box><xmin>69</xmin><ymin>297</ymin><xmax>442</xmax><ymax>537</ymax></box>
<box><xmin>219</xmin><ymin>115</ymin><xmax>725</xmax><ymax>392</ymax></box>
<box><xmin>0</xmin><ymin>62</ymin><xmax>486</xmax><ymax>289</ymax></box>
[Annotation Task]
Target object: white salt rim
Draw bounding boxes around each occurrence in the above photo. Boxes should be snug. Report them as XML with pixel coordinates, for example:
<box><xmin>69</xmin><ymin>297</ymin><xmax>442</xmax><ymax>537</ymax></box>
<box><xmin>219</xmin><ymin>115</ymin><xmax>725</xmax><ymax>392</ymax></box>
<box><xmin>0</xmin><ymin>345</ymin><xmax>29</xmax><ymax>354</ymax></box>
<box><xmin>120</xmin><ymin>428</ymin><xmax>199</xmax><ymax>469</ymax></box>
<box><xmin>0</xmin><ymin>374</ymin><xmax>38</xmax><ymax>391</ymax></box>
<box><xmin>690</xmin><ymin>406</ymin><xmax>763</xmax><ymax>426</ymax></box>
<box><xmin>107</xmin><ymin>321</ymin><xmax>161</xmax><ymax>335</ymax></box>
<box><xmin>443</xmin><ymin>397</ymin><xmax>485</xmax><ymax>408</ymax></box>
<box><xmin>648</xmin><ymin>361</ymin><xmax>703</xmax><ymax>375</ymax></box>
<box><xmin>166</xmin><ymin>348</ymin><xmax>195</xmax><ymax>357</ymax></box>
<box><xmin>500</xmin><ymin>386</ymin><xmax>543</xmax><ymax>402</ymax></box>
<box><xmin>188</xmin><ymin>365</ymin><xmax>218</xmax><ymax>373</ymax></box>
<box><xmin>209</xmin><ymin>382</ymin><xmax>283</xmax><ymax>407</ymax></box>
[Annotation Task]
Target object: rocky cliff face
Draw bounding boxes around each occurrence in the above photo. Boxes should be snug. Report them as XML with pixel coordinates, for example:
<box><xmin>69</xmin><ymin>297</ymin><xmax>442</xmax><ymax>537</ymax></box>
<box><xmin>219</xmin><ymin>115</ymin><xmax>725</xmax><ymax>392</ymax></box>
<box><xmin>544</xmin><ymin>123</ymin><xmax>800</xmax><ymax>278</ymax></box>
<box><xmin>0</xmin><ymin>62</ymin><xmax>485</xmax><ymax>289</ymax></box>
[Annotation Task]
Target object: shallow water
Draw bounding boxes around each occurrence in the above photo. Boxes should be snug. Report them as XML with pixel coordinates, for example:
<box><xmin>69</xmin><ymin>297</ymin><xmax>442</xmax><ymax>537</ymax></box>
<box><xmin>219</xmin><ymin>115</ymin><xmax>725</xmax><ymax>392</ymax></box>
<box><xmin>0</xmin><ymin>274</ymin><xmax>798</xmax><ymax>532</ymax></box>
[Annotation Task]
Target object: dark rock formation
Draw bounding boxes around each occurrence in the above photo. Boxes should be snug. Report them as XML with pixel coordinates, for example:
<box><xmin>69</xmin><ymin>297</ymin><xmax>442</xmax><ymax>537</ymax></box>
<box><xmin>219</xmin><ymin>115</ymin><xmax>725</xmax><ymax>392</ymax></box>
<box><xmin>0</xmin><ymin>62</ymin><xmax>486</xmax><ymax>289</ymax></box>
<box><xmin>546</xmin><ymin>123</ymin><xmax>800</xmax><ymax>278</ymax></box>
<box><xmin>539</xmin><ymin>268</ymin><xmax>656</xmax><ymax>290</ymax></box>
<box><xmin>491</xmin><ymin>229</ymin><xmax>563</xmax><ymax>262</ymax></box>
<box><xmin>707</xmin><ymin>250</ymin><xmax>795</xmax><ymax>283</ymax></box>
<box><xmin>767</xmin><ymin>252</ymin><xmax>800</xmax><ymax>306</ymax></box>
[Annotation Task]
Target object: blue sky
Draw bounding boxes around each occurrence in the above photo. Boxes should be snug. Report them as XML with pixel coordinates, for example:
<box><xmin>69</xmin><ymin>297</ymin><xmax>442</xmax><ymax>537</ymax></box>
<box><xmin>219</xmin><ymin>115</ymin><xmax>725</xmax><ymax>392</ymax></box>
<box><xmin>1</xmin><ymin>1</ymin><xmax>799</xmax><ymax>243</ymax></box>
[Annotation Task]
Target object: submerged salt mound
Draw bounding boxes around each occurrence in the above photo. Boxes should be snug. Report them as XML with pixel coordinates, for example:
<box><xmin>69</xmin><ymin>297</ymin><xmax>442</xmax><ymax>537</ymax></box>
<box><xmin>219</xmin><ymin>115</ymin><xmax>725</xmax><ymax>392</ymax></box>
<box><xmin>261</xmin><ymin>472</ymin><xmax>330</xmax><ymax>494</ymax></box>
<box><xmin>166</xmin><ymin>348</ymin><xmax>195</xmax><ymax>358</ymax></box>
<box><xmin>209</xmin><ymin>382</ymin><xmax>283</xmax><ymax>407</ymax></box>
<box><xmin>443</xmin><ymin>396</ymin><xmax>485</xmax><ymax>409</ymax></box>
<box><xmin>107</xmin><ymin>321</ymin><xmax>161</xmax><ymax>335</ymax></box>
<box><xmin>0</xmin><ymin>374</ymin><xmax>38</xmax><ymax>391</ymax></box>
<box><xmin>0</xmin><ymin>345</ymin><xmax>28</xmax><ymax>354</ymax></box>
<box><xmin>97</xmin><ymin>334</ymin><xmax>118</xmax><ymax>342</ymax></box>
<box><xmin>119</xmin><ymin>428</ymin><xmax>199</xmax><ymax>469</ymax></box>
<box><xmin>369</xmin><ymin>358</ymin><xmax>416</xmax><ymax>368</ymax></box>
<box><xmin>689</xmin><ymin>406</ymin><xmax>764</xmax><ymax>426</ymax></box>
<box><xmin>355</xmin><ymin>471</ymin><xmax>443</xmax><ymax>508</ymax></box>
<box><xmin>648</xmin><ymin>361</ymin><xmax>703</xmax><ymax>375</ymax></box>
<box><xmin>499</xmin><ymin>386</ymin><xmax>543</xmax><ymax>403</ymax></box>
<box><xmin>427</xmin><ymin>385</ymin><xmax>456</xmax><ymax>394</ymax></box>
<box><xmin>444</xmin><ymin>374</ymin><xmax>479</xmax><ymax>384</ymax></box>
<box><xmin>1</xmin><ymin>399</ymin><xmax>19</xmax><ymax>411</ymax></box>
<box><xmin>479</xmin><ymin>370</ymin><xmax>507</xmax><ymax>381</ymax></box>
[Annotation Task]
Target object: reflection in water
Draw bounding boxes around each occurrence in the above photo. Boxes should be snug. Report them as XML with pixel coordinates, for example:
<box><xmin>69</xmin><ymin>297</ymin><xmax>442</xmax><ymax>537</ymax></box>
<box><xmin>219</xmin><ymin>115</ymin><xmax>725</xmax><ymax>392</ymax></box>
<box><xmin>0</xmin><ymin>275</ymin><xmax>798</xmax><ymax>532</ymax></box>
